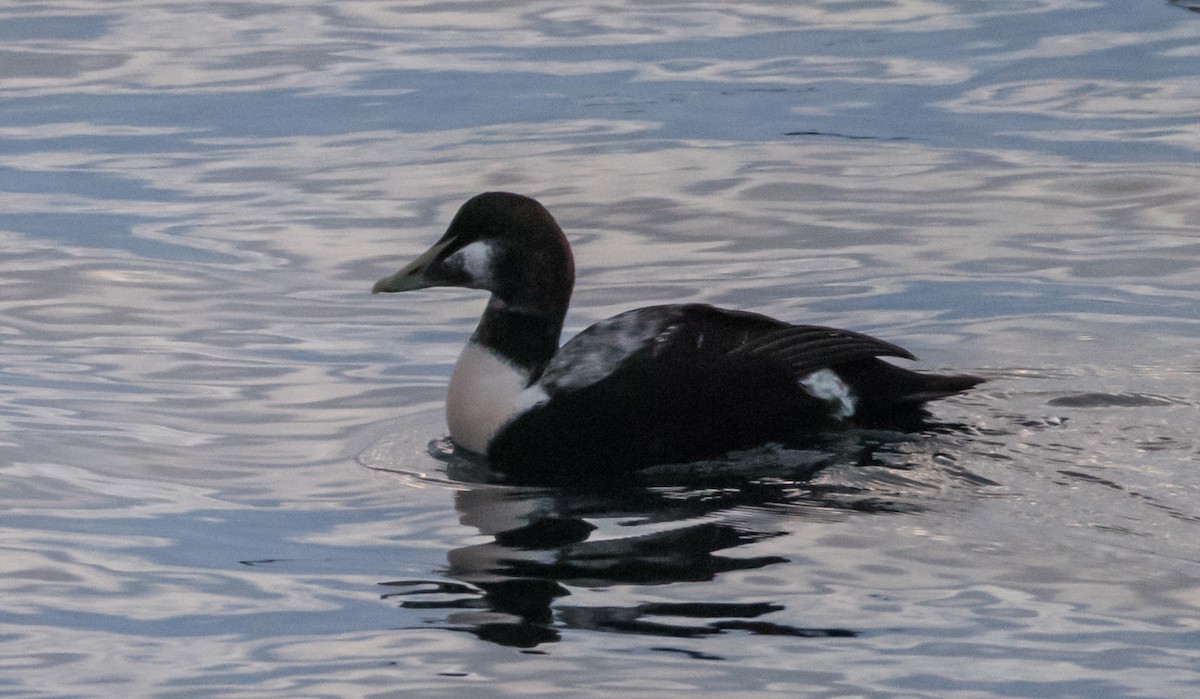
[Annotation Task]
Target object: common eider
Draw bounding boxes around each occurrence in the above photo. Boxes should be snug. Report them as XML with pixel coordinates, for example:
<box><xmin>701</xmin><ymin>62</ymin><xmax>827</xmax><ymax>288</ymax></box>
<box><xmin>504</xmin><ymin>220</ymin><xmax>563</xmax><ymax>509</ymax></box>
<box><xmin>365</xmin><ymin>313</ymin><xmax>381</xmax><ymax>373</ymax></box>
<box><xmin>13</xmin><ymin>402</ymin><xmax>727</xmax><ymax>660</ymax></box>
<box><xmin>373</xmin><ymin>192</ymin><xmax>982</xmax><ymax>483</ymax></box>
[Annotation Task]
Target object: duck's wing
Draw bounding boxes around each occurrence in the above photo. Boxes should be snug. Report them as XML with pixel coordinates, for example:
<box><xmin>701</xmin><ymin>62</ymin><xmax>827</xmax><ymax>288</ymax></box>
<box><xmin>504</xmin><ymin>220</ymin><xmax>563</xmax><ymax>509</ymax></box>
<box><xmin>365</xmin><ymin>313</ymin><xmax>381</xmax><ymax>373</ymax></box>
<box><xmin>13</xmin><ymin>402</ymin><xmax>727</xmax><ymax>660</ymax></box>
<box><xmin>537</xmin><ymin>303</ymin><xmax>917</xmax><ymax>396</ymax></box>
<box><xmin>727</xmin><ymin>324</ymin><xmax>916</xmax><ymax>377</ymax></box>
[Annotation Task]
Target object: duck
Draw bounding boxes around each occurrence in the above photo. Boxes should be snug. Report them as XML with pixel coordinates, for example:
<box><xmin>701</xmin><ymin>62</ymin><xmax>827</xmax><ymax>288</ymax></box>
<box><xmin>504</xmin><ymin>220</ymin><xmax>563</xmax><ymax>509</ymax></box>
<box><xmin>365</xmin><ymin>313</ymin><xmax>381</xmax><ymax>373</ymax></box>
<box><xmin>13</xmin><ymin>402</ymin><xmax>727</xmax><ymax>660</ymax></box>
<box><xmin>373</xmin><ymin>192</ymin><xmax>983</xmax><ymax>484</ymax></box>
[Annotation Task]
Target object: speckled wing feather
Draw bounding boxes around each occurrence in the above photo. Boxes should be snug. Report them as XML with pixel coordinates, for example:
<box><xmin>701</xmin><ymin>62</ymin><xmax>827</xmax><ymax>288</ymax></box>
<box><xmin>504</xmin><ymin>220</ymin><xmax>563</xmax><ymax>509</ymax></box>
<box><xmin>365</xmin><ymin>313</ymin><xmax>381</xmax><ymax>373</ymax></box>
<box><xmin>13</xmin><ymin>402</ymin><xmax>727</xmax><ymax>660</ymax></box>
<box><xmin>729</xmin><ymin>325</ymin><xmax>916</xmax><ymax>376</ymax></box>
<box><xmin>537</xmin><ymin>305</ymin><xmax>686</xmax><ymax>393</ymax></box>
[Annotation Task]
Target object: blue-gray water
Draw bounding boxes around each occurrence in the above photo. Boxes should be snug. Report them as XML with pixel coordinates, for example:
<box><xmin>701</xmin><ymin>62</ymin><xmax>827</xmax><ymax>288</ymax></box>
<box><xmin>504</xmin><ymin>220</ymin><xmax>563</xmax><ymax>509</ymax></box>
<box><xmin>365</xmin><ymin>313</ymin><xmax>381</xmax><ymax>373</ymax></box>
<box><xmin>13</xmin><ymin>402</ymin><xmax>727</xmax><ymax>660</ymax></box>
<box><xmin>3</xmin><ymin>2</ymin><xmax>1200</xmax><ymax>697</ymax></box>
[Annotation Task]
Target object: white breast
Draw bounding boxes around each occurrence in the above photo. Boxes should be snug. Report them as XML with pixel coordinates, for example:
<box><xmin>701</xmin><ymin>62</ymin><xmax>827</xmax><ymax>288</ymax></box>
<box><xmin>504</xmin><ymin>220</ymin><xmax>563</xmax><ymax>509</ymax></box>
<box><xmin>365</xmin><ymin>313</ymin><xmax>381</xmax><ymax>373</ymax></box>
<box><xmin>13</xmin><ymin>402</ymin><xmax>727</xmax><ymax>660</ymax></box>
<box><xmin>445</xmin><ymin>341</ymin><xmax>533</xmax><ymax>454</ymax></box>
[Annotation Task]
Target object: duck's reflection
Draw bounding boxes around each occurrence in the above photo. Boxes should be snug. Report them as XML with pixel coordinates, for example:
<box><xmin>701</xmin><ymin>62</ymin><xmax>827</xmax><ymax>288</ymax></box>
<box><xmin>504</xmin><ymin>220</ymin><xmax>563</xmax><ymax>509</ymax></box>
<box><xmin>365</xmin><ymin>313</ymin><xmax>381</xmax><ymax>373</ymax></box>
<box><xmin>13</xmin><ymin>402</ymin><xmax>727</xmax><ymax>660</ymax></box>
<box><xmin>380</xmin><ymin>449</ymin><xmax>876</xmax><ymax>648</ymax></box>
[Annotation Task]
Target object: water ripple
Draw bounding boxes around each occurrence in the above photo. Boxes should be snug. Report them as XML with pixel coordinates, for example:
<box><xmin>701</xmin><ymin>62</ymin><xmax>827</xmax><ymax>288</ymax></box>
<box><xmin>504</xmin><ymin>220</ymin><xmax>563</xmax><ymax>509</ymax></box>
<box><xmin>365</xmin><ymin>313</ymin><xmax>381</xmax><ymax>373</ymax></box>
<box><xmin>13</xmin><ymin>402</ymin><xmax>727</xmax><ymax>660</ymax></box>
<box><xmin>2</xmin><ymin>0</ymin><xmax>1200</xmax><ymax>695</ymax></box>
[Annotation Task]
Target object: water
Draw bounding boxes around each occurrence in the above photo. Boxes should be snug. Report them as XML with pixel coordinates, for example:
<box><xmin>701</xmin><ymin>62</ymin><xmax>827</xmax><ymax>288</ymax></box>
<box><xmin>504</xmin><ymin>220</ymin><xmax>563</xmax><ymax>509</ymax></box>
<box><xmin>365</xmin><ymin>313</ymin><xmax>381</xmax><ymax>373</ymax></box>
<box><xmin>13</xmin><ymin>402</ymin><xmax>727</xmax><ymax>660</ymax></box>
<box><xmin>2</xmin><ymin>1</ymin><xmax>1200</xmax><ymax>696</ymax></box>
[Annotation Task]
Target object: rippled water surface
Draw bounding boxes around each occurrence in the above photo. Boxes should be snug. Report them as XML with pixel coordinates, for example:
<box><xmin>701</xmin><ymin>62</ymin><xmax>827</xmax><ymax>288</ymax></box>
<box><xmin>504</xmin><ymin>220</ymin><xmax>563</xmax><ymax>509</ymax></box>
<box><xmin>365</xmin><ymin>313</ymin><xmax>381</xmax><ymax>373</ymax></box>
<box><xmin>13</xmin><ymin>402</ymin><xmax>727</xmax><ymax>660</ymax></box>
<box><xmin>3</xmin><ymin>1</ymin><xmax>1200</xmax><ymax>696</ymax></box>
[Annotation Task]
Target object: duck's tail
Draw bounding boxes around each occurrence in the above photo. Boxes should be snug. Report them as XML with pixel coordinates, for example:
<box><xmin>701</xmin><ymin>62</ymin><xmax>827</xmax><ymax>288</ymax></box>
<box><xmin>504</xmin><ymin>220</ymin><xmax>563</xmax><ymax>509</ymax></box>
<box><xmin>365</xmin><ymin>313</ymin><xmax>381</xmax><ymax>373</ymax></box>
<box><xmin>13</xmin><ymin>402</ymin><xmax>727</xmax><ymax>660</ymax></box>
<box><xmin>837</xmin><ymin>358</ymin><xmax>984</xmax><ymax>418</ymax></box>
<box><xmin>895</xmin><ymin>371</ymin><xmax>986</xmax><ymax>404</ymax></box>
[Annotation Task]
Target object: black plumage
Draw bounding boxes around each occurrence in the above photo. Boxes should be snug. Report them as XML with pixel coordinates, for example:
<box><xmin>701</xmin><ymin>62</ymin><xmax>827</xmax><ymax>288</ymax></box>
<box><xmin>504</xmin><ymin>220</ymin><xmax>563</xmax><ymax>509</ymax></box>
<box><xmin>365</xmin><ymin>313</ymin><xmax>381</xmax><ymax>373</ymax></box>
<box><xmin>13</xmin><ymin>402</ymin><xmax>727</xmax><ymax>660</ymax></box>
<box><xmin>373</xmin><ymin>192</ymin><xmax>982</xmax><ymax>483</ymax></box>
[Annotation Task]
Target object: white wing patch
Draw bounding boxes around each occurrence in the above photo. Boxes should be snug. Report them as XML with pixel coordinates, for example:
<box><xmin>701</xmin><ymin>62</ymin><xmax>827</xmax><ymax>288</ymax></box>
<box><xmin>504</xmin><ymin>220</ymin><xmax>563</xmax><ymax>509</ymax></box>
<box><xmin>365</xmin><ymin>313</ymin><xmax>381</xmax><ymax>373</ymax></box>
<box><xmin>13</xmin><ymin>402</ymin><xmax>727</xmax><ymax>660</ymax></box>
<box><xmin>800</xmin><ymin>368</ymin><xmax>857</xmax><ymax>419</ymax></box>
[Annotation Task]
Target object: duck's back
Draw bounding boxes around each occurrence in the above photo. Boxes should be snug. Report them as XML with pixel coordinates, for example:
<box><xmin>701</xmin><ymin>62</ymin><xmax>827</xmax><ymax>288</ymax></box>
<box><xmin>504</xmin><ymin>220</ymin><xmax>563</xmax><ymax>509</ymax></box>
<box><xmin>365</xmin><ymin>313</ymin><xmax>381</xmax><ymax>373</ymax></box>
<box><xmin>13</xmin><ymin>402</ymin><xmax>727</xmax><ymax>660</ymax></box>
<box><xmin>487</xmin><ymin>304</ymin><xmax>981</xmax><ymax>482</ymax></box>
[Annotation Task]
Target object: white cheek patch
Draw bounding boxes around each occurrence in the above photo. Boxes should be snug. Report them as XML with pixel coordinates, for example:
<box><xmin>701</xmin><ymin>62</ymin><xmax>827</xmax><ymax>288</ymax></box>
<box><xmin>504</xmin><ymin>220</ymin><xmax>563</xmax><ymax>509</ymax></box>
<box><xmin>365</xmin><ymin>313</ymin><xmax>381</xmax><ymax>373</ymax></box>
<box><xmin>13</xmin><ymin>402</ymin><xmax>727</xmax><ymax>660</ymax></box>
<box><xmin>447</xmin><ymin>241</ymin><xmax>493</xmax><ymax>286</ymax></box>
<box><xmin>800</xmin><ymin>369</ymin><xmax>857</xmax><ymax>419</ymax></box>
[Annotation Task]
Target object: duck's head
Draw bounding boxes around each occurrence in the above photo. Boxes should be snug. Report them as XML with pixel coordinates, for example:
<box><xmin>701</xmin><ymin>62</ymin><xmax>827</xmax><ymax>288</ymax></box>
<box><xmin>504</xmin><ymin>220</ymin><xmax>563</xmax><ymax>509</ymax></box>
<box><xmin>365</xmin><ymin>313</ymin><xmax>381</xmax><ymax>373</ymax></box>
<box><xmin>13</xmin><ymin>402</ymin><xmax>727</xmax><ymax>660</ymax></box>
<box><xmin>372</xmin><ymin>192</ymin><xmax>574</xmax><ymax>317</ymax></box>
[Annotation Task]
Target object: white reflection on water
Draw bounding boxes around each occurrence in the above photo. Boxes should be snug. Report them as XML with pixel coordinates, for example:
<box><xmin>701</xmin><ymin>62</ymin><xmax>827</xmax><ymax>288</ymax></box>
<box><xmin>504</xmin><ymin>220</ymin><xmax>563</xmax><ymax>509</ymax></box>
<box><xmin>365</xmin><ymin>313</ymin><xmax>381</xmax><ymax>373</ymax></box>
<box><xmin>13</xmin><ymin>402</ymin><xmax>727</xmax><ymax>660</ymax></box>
<box><xmin>2</xmin><ymin>0</ymin><xmax>1200</xmax><ymax>696</ymax></box>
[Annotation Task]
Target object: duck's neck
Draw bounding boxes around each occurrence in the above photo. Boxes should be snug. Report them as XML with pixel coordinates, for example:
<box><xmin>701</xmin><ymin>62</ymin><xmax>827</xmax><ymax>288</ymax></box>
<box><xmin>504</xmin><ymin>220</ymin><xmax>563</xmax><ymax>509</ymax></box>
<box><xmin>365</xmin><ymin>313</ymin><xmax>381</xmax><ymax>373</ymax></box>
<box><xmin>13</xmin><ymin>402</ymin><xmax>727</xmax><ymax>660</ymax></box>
<box><xmin>471</xmin><ymin>300</ymin><xmax>565</xmax><ymax>381</ymax></box>
<box><xmin>445</xmin><ymin>299</ymin><xmax>566</xmax><ymax>454</ymax></box>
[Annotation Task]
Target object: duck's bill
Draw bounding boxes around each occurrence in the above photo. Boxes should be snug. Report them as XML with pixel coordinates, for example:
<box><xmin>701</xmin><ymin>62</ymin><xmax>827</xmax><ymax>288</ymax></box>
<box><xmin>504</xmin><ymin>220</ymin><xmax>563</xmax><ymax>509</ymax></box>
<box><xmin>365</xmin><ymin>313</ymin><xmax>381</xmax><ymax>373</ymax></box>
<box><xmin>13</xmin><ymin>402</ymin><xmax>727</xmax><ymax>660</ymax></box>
<box><xmin>371</xmin><ymin>238</ymin><xmax>453</xmax><ymax>294</ymax></box>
